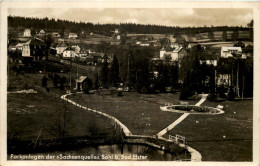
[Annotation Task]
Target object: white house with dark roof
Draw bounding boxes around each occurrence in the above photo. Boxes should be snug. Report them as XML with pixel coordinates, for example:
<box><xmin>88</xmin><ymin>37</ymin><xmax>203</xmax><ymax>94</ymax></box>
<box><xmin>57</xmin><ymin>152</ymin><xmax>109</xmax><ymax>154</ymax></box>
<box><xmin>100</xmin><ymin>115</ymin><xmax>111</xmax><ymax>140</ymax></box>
<box><xmin>71</xmin><ymin>45</ymin><xmax>81</xmax><ymax>54</ymax></box>
<box><xmin>75</xmin><ymin>76</ymin><xmax>88</xmax><ymax>91</ymax></box>
<box><xmin>39</xmin><ymin>30</ymin><xmax>46</xmax><ymax>38</ymax></box>
<box><xmin>199</xmin><ymin>54</ymin><xmax>218</xmax><ymax>67</ymax></box>
<box><xmin>23</xmin><ymin>29</ymin><xmax>31</xmax><ymax>37</ymax></box>
<box><xmin>160</xmin><ymin>46</ymin><xmax>187</xmax><ymax>61</ymax></box>
<box><xmin>22</xmin><ymin>38</ymin><xmax>46</xmax><ymax>61</ymax></box>
<box><xmin>15</xmin><ymin>43</ymin><xmax>24</xmax><ymax>51</ymax></box>
<box><xmin>52</xmin><ymin>32</ymin><xmax>61</xmax><ymax>38</ymax></box>
<box><xmin>221</xmin><ymin>47</ymin><xmax>242</xmax><ymax>58</ymax></box>
<box><xmin>68</xmin><ymin>33</ymin><xmax>78</xmax><ymax>39</ymax></box>
<box><xmin>62</xmin><ymin>47</ymin><xmax>77</xmax><ymax>59</ymax></box>
<box><xmin>56</xmin><ymin>42</ymin><xmax>68</xmax><ymax>55</ymax></box>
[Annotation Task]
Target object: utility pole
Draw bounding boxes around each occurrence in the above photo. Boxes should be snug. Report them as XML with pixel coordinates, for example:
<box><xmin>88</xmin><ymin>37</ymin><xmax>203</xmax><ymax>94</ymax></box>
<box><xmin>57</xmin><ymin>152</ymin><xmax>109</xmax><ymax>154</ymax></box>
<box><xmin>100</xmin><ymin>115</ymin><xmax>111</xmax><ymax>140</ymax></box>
<box><xmin>69</xmin><ymin>50</ymin><xmax>72</xmax><ymax>93</ymax></box>
<box><xmin>236</xmin><ymin>60</ymin><xmax>240</xmax><ymax>98</ymax></box>
<box><xmin>215</xmin><ymin>69</ymin><xmax>217</xmax><ymax>95</ymax></box>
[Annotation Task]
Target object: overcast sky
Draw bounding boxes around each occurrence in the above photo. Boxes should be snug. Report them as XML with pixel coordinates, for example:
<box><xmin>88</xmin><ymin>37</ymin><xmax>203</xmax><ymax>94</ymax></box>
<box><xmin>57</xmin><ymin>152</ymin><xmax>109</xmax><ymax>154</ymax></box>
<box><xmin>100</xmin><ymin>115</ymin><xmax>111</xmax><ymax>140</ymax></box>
<box><xmin>8</xmin><ymin>8</ymin><xmax>253</xmax><ymax>27</ymax></box>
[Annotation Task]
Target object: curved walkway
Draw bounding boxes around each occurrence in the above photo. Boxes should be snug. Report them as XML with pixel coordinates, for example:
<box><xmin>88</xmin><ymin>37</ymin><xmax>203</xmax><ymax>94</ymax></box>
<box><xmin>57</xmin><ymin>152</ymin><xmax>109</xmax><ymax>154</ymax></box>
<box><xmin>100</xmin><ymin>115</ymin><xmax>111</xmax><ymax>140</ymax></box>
<box><xmin>61</xmin><ymin>92</ymin><xmax>205</xmax><ymax>161</ymax></box>
<box><xmin>156</xmin><ymin>94</ymin><xmax>208</xmax><ymax>161</ymax></box>
<box><xmin>157</xmin><ymin>94</ymin><xmax>208</xmax><ymax>137</ymax></box>
<box><xmin>61</xmin><ymin>93</ymin><xmax>133</xmax><ymax>136</ymax></box>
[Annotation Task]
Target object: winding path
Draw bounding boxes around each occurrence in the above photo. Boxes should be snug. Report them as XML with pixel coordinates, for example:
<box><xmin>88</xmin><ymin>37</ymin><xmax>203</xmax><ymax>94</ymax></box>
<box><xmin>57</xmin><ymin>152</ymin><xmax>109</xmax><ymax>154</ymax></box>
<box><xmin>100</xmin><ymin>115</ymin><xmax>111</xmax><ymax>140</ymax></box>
<box><xmin>157</xmin><ymin>94</ymin><xmax>208</xmax><ymax>137</ymax></box>
<box><xmin>61</xmin><ymin>93</ymin><xmax>133</xmax><ymax>136</ymax></box>
<box><xmin>61</xmin><ymin>92</ymin><xmax>207</xmax><ymax>161</ymax></box>
<box><xmin>156</xmin><ymin>94</ymin><xmax>208</xmax><ymax>161</ymax></box>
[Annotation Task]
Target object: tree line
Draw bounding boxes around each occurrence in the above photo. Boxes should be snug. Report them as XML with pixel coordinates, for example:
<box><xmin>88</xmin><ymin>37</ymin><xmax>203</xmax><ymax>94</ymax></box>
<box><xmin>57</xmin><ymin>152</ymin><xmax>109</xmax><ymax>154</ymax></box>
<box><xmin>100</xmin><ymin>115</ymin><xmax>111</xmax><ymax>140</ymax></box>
<box><xmin>8</xmin><ymin>16</ymin><xmax>252</xmax><ymax>35</ymax></box>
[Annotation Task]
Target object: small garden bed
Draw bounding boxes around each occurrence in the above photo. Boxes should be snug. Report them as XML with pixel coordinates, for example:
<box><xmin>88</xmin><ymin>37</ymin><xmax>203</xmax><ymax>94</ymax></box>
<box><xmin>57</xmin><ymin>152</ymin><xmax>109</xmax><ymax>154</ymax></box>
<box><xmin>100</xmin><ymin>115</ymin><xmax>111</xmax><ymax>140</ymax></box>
<box><xmin>161</xmin><ymin>105</ymin><xmax>224</xmax><ymax>115</ymax></box>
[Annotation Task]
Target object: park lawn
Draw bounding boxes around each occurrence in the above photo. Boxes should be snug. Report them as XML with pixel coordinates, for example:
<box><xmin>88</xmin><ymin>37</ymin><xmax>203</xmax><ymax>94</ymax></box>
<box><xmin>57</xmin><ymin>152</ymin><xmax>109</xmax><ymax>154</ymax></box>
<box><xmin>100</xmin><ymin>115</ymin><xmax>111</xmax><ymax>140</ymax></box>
<box><xmin>7</xmin><ymin>92</ymin><xmax>115</xmax><ymax>143</ymax></box>
<box><xmin>68</xmin><ymin>92</ymin><xmax>194</xmax><ymax>135</ymax></box>
<box><xmin>68</xmin><ymin>92</ymin><xmax>253</xmax><ymax>161</ymax></box>
<box><xmin>165</xmin><ymin>99</ymin><xmax>253</xmax><ymax>161</ymax></box>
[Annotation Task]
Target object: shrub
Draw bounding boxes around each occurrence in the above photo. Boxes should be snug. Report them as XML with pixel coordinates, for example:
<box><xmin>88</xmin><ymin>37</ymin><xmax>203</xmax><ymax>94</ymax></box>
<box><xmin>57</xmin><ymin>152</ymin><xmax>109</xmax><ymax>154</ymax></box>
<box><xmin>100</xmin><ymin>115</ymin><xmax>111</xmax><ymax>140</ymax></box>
<box><xmin>141</xmin><ymin>86</ymin><xmax>148</xmax><ymax>94</ymax></box>
<box><xmin>179</xmin><ymin>86</ymin><xmax>191</xmax><ymax>100</ymax></box>
<box><xmin>228</xmin><ymin>86</ymin><xmax>235</xmax><ymax>100</ymax></box>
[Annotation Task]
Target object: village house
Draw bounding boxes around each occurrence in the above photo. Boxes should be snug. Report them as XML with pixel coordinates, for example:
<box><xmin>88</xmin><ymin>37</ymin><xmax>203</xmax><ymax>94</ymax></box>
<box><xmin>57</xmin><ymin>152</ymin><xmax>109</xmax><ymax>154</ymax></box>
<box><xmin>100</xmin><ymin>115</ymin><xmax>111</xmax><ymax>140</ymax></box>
<box><xmin>136</xmin><ymin>41</ymin><xmax>142</xmax><ymax>45</ymax></box>
<box><xmin>78</xmin><ymin>49</ymin><xmax>88</xmax><ymax>57</ymax></box>
<box><xmin>114</xmin><ymin>28</ymin><xmax>120</xmax><ymax>34</ymax></box>
<box><xmin>22</xmin><ymin>38</ymin><xmax>47</xmax><ymax>61</ymax></box>
<box><xmin>23</xmin><ymin>29</ymin><xmax>31</xmax><ymax>37</ymax></box>
<box><xmin>71</xmin><ymin>45</ymin><xmax>81</xmax><ymax>54</ymax></box>
<box><xmin>169</xmin><ymin>42</ymin><xmax>179</xmax><ymax>48</ymax></box>
<box><xmin>52</xmin><ymin>32</ymin><xmax>61</xmax><ymax>38</ymax></box>
<box><xmin>216</xmin><ymin>74</ymin><xmax>231</xmax><ymax>87</ymax></box>
<box><xmin>220</xmin><ymin>47</ymin><xmax>242</xmax><ymax>58</ymax></box>
<box><xmin>187</xmin><ymin>43</ymin><xmax>206</xmax><ymax>50</ymax></box>
<box><xmin>75</xmin><ymin>76</ymin><xmax>89</xmax><ymax>91</ymax></box>
<box><xmin>68</xmin><ymin>33</ymin><xmax>78</xmax><ymax>39</ymax></box>
<box><xmin>62</xmin><ymin>46</ymin><xmax>77</xmax><ymax>59</ymax></box>
<box><xmin>199</xmin><ymin>54</ymin><xmax>218</xmax><ymax>67</ymax></box>
<box><xmin>140</xmin><ymin>42</ymin><xmax>150</xmax><ymax>47</ymax></box>
<box><xmin>15</xmin><ymin>43</ymin><xmax>24</xmax><ymax>51</ymax></box>
<box><xmin>38</xmin><ymin>30</ymin><xmax>46</xmax><ymax>38</ymax></box>
<box><xmin>160</xmin><ymin>46</ymin><xmax>187</xmax><ymax>61</ymax></box>
<box><xmin>56</xmin><ymin>42</ymin><xmax>68</xmax><ymax>55</ymax></box>
<box><xmin>93</xmin><ymin>53</ymin><xmax>104</xmax><ymax>64</ymax></box>
<box><xmin>87</xmin><ymin>49</ymin><xmax>96</xmax><ymax>54</ymax></box>
<box><xmin>8</xmin><ymin>43</ymin><xmax>17</xmax><ymax>51</ymax></box>
<box><xmin>85</xmin><ymin>55</ymin><xmax>94</xmax><ymax>64</ymax></box>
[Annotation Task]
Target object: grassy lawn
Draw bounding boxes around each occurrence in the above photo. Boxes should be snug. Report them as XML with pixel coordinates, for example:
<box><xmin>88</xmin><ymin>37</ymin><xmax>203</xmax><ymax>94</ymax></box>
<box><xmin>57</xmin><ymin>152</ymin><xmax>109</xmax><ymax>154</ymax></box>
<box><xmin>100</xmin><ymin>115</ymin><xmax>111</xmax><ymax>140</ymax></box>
<box><xmin>68</xmin><ymin>92</ymin><xmax>253</xmax><ymax>161</ymax></box>
<box><xmin>7</xmin><ymin>71</ymin><xmax>253</xmax><ymax>161</ymax></box>
<box><xmin>7</xmin><ymin>71</ymin><xmax>117</xmax><ymax>154</ymax></box>
<box><xmin>68</xmin><ymin>92</ymin><xmax>194</xmax><ymax>136</ymax></box>
<box><xmin>164</xmin><ymin>99</ymin><xmax>253</xmax><ymax>161</ymax></box>
<box><xmin>8</xmin><ymin>93</ymin><xmax>115</xmax><ymax>142</ymax></box>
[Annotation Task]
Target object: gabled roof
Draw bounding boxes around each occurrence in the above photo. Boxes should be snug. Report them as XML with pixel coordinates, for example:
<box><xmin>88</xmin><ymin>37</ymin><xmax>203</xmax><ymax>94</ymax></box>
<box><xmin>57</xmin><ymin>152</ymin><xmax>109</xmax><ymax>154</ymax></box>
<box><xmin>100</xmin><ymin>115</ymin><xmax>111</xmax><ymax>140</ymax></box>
<box><xmin>172</xmin><ymin>47</ymin><xmax>184</xmax><ymax>53</ymax></box>
<box><xmin>15</xmin><ymin>43</ymin><xmax>24</xmax><ymax>47</ymax></box>
<box><xmin>69</xmin><ymin>33</ymin><xmax>78</xmax><ymax>36</ymax></box>
<box><xmin>57</xmin><ymin>42</ymin><xmax>67</xmax><ymax>48</ymax></box>
<box><xmin>64</xmin><ymin>46</ymin><xmax>75</xmax><ymax>51</ymax></box>
<box><xmin>221</xmin><ymin>47</ymin><xmax>242</xmax><ymax>52</ymax></box>
<box><xmin>71</xmin><ymin>45</ymin><xmax>80</xmax><ymax>49</ymax></box>
<box><xmin>75</xmin><ymin>76</ymin><xmax>87</xmax><ymax>83</ymax></box>
<box><xmin>39</xmin><ymin>30</ymin><xmax>45</xmax><ymax>34</ymax></box>
<box><xmin>200</xmin><ymin>53</ymin><xmax>218</xmax><ymax>60</ymax></box>
<box><xmin>24</xmin><ymin>38</ymin><xmax>45</xmax><ymax>46</ymax></box>
<box><xmin>86</xmin><ymin>55</ymin><xmax>94</xmax><ymax>59</ymax></box>
<box><xmin>92</xmin><ymin>53</ymin><xmax>102</xmax><ymax>58</ymax></box>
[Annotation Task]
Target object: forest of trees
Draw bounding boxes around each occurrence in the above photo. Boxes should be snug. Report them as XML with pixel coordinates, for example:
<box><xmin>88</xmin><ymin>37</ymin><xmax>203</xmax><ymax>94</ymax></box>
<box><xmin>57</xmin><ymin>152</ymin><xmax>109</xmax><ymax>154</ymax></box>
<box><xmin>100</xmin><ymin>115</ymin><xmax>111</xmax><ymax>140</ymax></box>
<box><xmin>8</xmin><ymin>16</ymin><xmax>251</xmax><ymax>35</ymax></box>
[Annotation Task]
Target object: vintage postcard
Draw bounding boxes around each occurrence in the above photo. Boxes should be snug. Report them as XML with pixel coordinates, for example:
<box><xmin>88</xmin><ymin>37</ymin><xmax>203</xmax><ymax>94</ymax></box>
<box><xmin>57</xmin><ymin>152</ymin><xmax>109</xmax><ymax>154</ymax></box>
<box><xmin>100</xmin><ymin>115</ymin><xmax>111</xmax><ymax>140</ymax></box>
<box><xmin>0</xmin><ymin>1</ymin><xmax>259</xmax><ymax>166</ymax></box>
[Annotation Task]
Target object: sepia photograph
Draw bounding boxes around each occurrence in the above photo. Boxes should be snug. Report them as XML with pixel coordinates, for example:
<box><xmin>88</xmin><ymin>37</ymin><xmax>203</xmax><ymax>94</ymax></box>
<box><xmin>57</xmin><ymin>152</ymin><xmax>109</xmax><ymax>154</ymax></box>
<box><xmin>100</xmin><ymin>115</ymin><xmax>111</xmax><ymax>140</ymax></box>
<box><xmin>1</xmin><ymin>1</ymin><xmax>260</xmax><ymax>166</ymax></box>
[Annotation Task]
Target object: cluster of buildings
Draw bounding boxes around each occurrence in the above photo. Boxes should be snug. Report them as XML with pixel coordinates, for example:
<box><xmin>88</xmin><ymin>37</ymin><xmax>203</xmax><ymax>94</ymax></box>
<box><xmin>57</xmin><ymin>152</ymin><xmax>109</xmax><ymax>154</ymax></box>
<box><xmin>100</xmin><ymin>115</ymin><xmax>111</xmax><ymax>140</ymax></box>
<box><xmin>8</xmin><ymin>28</ymin><xmax>253</xmax><ymax>92</ymax></box>
<box><xmin>154</xmin><ymin>39</ymin><xmax>253</xmax><ymax>91</ymax></box>
<box><xmin>51</xmin><ymin>42</ymin><xmax>109</xmax><ymax>65</ymax></box>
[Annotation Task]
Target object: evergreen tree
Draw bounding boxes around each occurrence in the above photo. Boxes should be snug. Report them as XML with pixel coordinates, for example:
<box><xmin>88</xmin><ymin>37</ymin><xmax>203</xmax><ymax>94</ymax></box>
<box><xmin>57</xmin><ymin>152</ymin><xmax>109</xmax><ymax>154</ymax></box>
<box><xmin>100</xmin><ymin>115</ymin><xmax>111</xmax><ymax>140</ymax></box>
<box><xmin>94</xmin><ymin>74</ymin><xmax>100</xmax><ymax>90</ymax></box>
<box><xmin>101</xmin><ymin>60</ymin><xmax>109</xmax><ymax>88</ymax></box>
<box><xmin>42</xmin><ymin>76</ymin><xmax>48</xmax><ymax>87</ymax></box>
<box><xmin>208</xmin><ymin>31</ymin><xmax>215</xmax><ymax>41</ymax></box>
<box><xmin>222</xmin><ymin>31</ymin><xmax>227</xmax><ymax>41</ymax></box>
<box><xmin>232</xmin><ymin>30</ymin><xmax>239</xmax><ymax>41</ymax></box>
<box><xmin>83</xmin><ymin>78</ymin><xmax>93</xmax><ymax>94</ymax></box>
<box><xmin>109</xmin><ymin>55</ymin><xmax>120</xmax><ymax>86</ymax></box>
